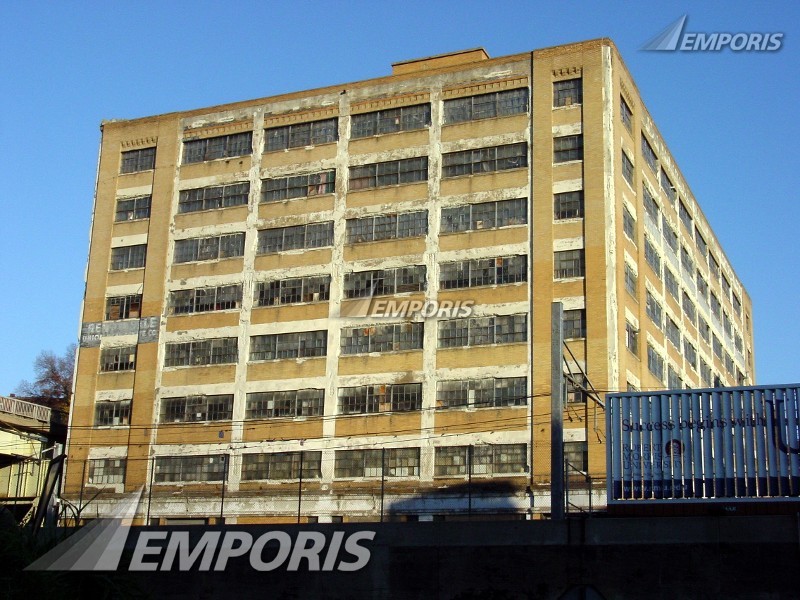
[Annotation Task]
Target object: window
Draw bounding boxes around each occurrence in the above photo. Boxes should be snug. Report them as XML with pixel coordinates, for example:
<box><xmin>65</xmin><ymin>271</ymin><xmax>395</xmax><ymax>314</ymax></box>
<box><xmin>344</xmin><ymin>266</ymin><xmax>426</xmax><ymax>298</ymax></box>
<box><xmin>94</xmin><ymin>401</ymin><xmax>131</xmax><ymax>427</ymax></box>
<box><xmin>723</xmin><ymin>311</ymin><xmax>733</xmax><ymax>338</ymax></box>
<box><xmin>341</xmin><ymin>322</ymin><xmax>423</xmax><ymax>354</ymax></box>
<box><xmin>664</xmin><ymin>268</ymin><xmax>679</xmax><ymax>301</ymax></box>
<box><xmin>684</xmin><ymin>339</ymin><xmax>697</xmax><ymax>371</ymax></box>
<box><xmin>437</xmin><ymin>314</ymin><xmax>527</xmax><ymax>348</ymax></box>
<box><xmin>681</xmin><ymin>245</ymin><xmax>695</xmax><ymax>274</ymax></box>
<box><xmin>721</xmin><ymin>274</ymin><xmax>731</xmax><ymax>300</ymax></box>
<box><xmin>623</xmin><ymin>205</ymin><xmax>636</xmax><ymax>241</ymax></box>
<box><xmin>694</xmin><ymin>227</ymin><xmax>708</xmax><ymax>258</ymax></box>
<box><xmin>439</xmin><ymin>255</ymin><xmax>526</xmax><ymax>289</ymax></box>
<box><xmin>105</xmin><ymin>294</ymin><xmax>142</xmax><ymax>320</ymax></box>
<box><xmin>257</xmin><ymin>222</ymin><xmax>334</xmax><ymax>253</ymax></box>
<box><xmin>100</xmin><ymin>346</ymin><xmax>136</xmax><ymax>372</ymax></box>
<box><xmin>435</xmin><ymin>444</ymin><xmax>527</xmax><ymax>477</ymax></box>
<box><xmin>250</xmin><ymin>331</ymin><xmax>327</xmax><ymax>360</ymax></box>
<box><xmin>679</xmin><ymin>199</ymin><xmax>693</xmax><ymax>231</ymax></box>
<box><xmin>645</xmin><ymin>291</ymin><xmax>663</xmax><ymax>329</ymax></box>
<box><xmin>88</xmin><ymin>458</ymin><xmax>127</xmax><ymax>485</ymax></box>
<box><xmin>641</xmin><ymin>135</ymin><xmax>657</xmax><ymax>172</ymax></box>
<box><xmin>732</xmin><ymin>293</ymin><xmax>742</xmax><ymax>317</ymax></box>
<box><xmin>708</xmin><ymin>252</ymin><xmax>720</xmax><ymax>280</ymax></box>
<box><xmin>265</xmin><ymin>118</ymin><xmax>337</xmax><ymax>151</ymax></box>
<box><xmin>241</xmin><ymin>452</ymin><xmax>321</xmax><ymax>481</ymax></box>
<box><xmin>351</xmin><ymin>104</ymin><xmax>431</xmax><ymax>138</ymax></box>
<box><xmin>554</xmin><ymin>191</ymin><xmax>584</xmax><ymax>220</ymax></box>
<box><xmin>699</xmin><ymin>318</ymin><xmax>710</xmax><ymax>344</ymax></box>
<box><xmin>255</xmin><ymin>275</ymin><xmax>330</xmax><ymax>306</ymax></box>
<box><xmin>621</xmin><ymin>151</ymin><xmax>634</xmax><ymax>185</ymax></box>
<box><xmin>710</xmin><ymin>292</ymin><xmax>721</xmax><ymax>320</ymax></box>
<box><xmin>713</xmin><ymin>334</ymin><xmax>723</xmax><ymax>359</ymax></box>
<box><xmin>668</xmin><ymin>365</ymin><xmax>682</xmax><ymax>390</ymax></box>
<box><xmin>164</xmin><ymin>338</ymin><xmax>238</xmax><ymax>367</ymax></box>
<box><xmin>660</xmin><ymin>168</ymin><xmax>676</xmax><ymax>204</ymax></box>
<box><xmin>115</xmin><ymin>195</ymin><xmax>151</xmax><ymax>221</ymax></box>
<box><xmin>178</xmin><ymin>182</ymin><xmax>249</xmax><ymax>213</ymax></box>
<box><xmin>725</xmin><ymin>352</ymin><xmax>735</xmax><ymax>376</ymax></box>
<box><xmin>110</xmin><ymin>244</ymin><xmax>146</xmax><ymax>270</ymax></box>
<box><xmin>443</xmin><ymin>88</ymin><xmax>528</xmax><ymax>124</ymax></box>
<box><xmin>566</xmin><ymin>373</ymin><xmax>587</xmax><ymax>404</ymax></box>
<box><xmin>245</xmin><ymin>389</ymin><xmax>324</xmax><ymax>419</ymax></box>
<box><xmin>564</xmin><ymin>442</ymin><xmax>588</xmax><ymax>473</ymax></box>
<box><xmin>734</xmin><ymin>332</ymin><xmax>744</xmax><ymax>354</ymax></box>
<box><xmin>553</xmin><ymin>135</ymin><xmax>583</xmax><ymax>163</ymax></box>
<box><xmin>436</xmin><ymin>377</ymin><xmax>527</xmax><ymax>409</ymax></box>
<box><xmin>647</xmin><ymin>344</ymin><xmax>664</xmax><ymax>381</ymax></box>
<box><xmin>442</xmin><ymin>143</ymin><xmax>527</xmax><ymax>177</ymax></box>
<box><xmin>154</xmin><ymin>455</ymin><xmax>227</xmax><ymax>483</ymax></box>
<box><xmin>624</xmin><ymin>263</ymin><xmax>637</xmax><ymax>297</ymax></box>
<box><xmin>338</xmin><ymin>383</ymin><xmax>422</xmax><ymax>414</ymax></box>
<box><xmin>563</xmin><ymin>309</ymin><xmax>586</xmax><ymax>339</ymax></box>
<box><xmin>553</xmin><ymin>78</ymin><xmax>582</xmax><ymax>107</ymax></box>
<box><xmin>345</xmin><ymin>211</ymin><xmax>427</xmax><ymax>243</ymax></box>
<box><xmin>183</xmin><ymin>132</ymin><xmax>252</xmax><ymax>164</ymax></box>
<box><xmin>169</xmin><ymin>285</ymin><xmax>242</xmax><ymax>315</ymax></box>
<box><xmin>620</xmin><ymin>96</ymin><xmax>633</xmax><ymax>131</ymax></box>
<box><xmin>644</xmin><ymin>237</ymin><xmax>661</xmax><ymax>277</ymax></box>
<box><xmin>662</xmin><ymin>218</ymin><xmax>678</xmax><ymax>254</ymax></box>
<box><xmin>174</xmin><ymin>233</ymin><xmax>245</xmax><ymax>263</ymax></box>
<box><xmin>554</xmin><ymin>249</ymin><xmax>585</xmax><ymax>279</ymax></box>
<box><xmin>120</xmin><ymin>147</ymin><xmax>155</xmax><ymax>174</ymax></box>
<box><xmin>700</xmin><ymin>359</ymin><xmax>712</xmax><ymax>387</ymax></box>
<box><xmin>666</xmin><ymin>316</ymin><xmax>681</xmax><ymax>349</ymax></box>
<box><xmin>441</xmin><ymin>198</ymin><xmax>526</xmax><ymax>232</ymax></box>
<box><xmin>262</xmin><ymin>170</ymin><xmax>335</xmax><ymax>202</ymax></box>
<box><xmin>334</xmin><ymin>448</ymin><xmax>420</xmax><ymax>478</ymax></box>
<box><xmin>696</xmin><ymin>271</ymin><xmax>708</xmax><ymax>301</ymax></box>
<box><xmin>349</xmin><ymin>157</ymin><xmax>427</xmax><ymax>190</ymax></box>
<box><xmin>643</xmin><ymin>186</ymin><xmax>660</xmax><ymax>223</ymax></box>
<box><xmin>625</xmin><ymin>322</ymin><xmax>639</xmax><ymax>355</ymax></box>
<box><xmin>474</xmin><ymin>444</ymin><xmax>527</xmax><ymax>475</ymax></box>
<box><xmin>682</xmin><ymin>292</ymin><xmax>696</xmax><ymax>325</ymax></box>
<box><xmin>160</xmin><ymin>395</ymin><xmax>233</xmax><ymax>423</ymax></box>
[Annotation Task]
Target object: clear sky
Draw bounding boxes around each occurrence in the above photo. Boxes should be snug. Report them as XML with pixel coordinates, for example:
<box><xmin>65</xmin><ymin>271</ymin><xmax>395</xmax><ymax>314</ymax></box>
<box><xmin>0</xmin><ymin>1</ymin><xmax>797</xmax><ymax>393</ymax></box>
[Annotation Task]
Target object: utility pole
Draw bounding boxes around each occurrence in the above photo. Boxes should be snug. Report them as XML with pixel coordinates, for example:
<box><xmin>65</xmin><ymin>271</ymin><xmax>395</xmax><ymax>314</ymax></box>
<box><xmin>551</xmin><ymin>302</ymin><xmax>565</xmax><ymax>520</ymax></box>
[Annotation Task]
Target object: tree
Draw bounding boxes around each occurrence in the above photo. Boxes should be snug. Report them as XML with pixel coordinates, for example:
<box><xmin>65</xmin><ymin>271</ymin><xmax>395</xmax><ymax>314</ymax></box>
<box><xmin>15</xmin><ymin>344</ymin><xmax>76</xmax><ymax>412</ymax></box>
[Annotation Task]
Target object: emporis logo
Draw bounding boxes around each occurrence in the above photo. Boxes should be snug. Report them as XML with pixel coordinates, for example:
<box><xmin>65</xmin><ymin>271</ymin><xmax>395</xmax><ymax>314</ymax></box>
<box><xmin>340</xmin><ymin>296</ymin><xmax>474</xmax><ymax>320</ymax></box>
<box><xmin>643</xmin><ymin>15</ymin><xmax>784</xmax><ymax>52</ymax></box>
<box><xmin>26</xmin><ymin>489</ymin><xmax>375</xmax><ymax>572</ymax></box>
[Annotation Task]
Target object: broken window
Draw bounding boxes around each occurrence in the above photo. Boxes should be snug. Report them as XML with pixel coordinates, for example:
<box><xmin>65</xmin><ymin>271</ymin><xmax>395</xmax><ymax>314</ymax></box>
<box><xmin>436</xmin><ymin>377</ymin><xmax>526</xmax><ymax>409</ymax></box>
<box><xmin>241</xmin><ymin>452</ymin><xmax>321</xmax><ymax>481</ymax></box>
<box><xmin>553</xmin><ymin>135</ymin><xmax>583</xmax><ymax>163</ymax></box>
<box><xmin>647</xmin><ymin>344</ymin><xmax>665</xmax><ymax>382</ymax></box>
<box><xmin>340</xmin><ymin>322</ymin><xmax>423</xmax><ymax>355</ymax></box>
<box><xmin>620</xmin><ymin>96</ymin><xmax>633</xmax><ymax>131</ymax></box>
<box><xmin>441</xmin><ymin>198</ymin><xmax>526</xmax><ymax>233</ymax></box>
<box><xmin>110</xmin><ymin>244</ymin><xmax>146</xmax><ymax>270</ymax></box>
<box><xmin>665</xmin><ymin>268</ymin><xmax>679</xmax><ymax>301</ymax></box>
<box><xmin>262</xmin><ymin>170</ymin><xmax>335</xmax><ymax>202</ymax></box>
<box><xmin>250</xmin><ymin>331</ymin><xmax>327</xmax><ymax>361</ymax></box>
<box><xmin>641</xmin><ymin>135</ymin><xmax>658</xmax><ymax>172</ymax></box>
<box><xmin>442</xmin><ymin>142</ymin><xmax>527</xmax><ymax>177</ymax></box>
<box><xmin>115</xmin><ymin>195</ymin><xmax>151</xmax><ymax>221</ymax></box>
<box><xmin>178</xmin><ymin>182</ymin><xmax>249</xmax><ymax>213</ymax></box>
<box><xmin>348</xmin><ymin>156</ymin><xmax>428</xmax><ymax>190</ymax></box>
<box><xmin>337</xmin><ymin>383</ymin><xmax>422</xmax><ymax>415</ymax></box>
<box><xmin>351</xmin><ymin>103</ymin><xmax>431</xmax><ymax>138</ymax></box>
<box><xmin>174</xmin><ymin>233</ymin><xmax>245</xmax><ymax>263</ymax></box>
<box><xmin>334</xmin><ymin>448</ymin><xmax>420</xmax><ymax>478</ymax></box>
<box><xmin>437</xmin><ymin>314</ymin><xmax>526</xmax><ymax>348</ymax></box>
<box><xmin>660</xmin><ymin>168</ymin><xmax>676</xmax><ymax>204</ymax></box>
<box><xmin>439</xmin><ymin>255</ymin><xmax>526</xmax><ymax>289</ymax></box>
<box><xmin>254</xmin><ymin>275</ymin><xmax>330</xmax><ymax>307</ymax></box>
<box><xmin>554</xmin><ymin>249</ymin><xmax>585</xmax><ymax>279</ymax></box>
<box><xmin>160</xmin><ymin>395</ymin><xmax>233</xmax><ymax>423</ymax></box>
<box><xmin>169</xmin><ymin>284</ymin><xmax>242</xmax><ymax>315</ymax></box>
<box><xmin>120</xmin><ymin>147</ymin><xmax>155</xmax><ymax>174</ymax></box>
<box><xmin>643</xmin><ymin>237</ymin><xmax>661</xmax><ymax>277</ymax></box>
<box><xmin>553</xmin><ymin>78</ymin><xmax>583</xmax><ymax>107</ymax></box>
<box><xmin>164</xmin><ymin>338</ymin><xmax>238</xmax><ymax>367</ymax></box>
<box><xmin>563</xmin><ymin>309</ymin><xmax>586</xmax><ymax>339</ymax></box>
<box><xmin>105</xmin><ymin>294</ymin><xmax>142</xmax><ymax>320</ymax></box>
<box><xmin>88</xmin><ymin>458</ymin><xmax>127</xmax><ymax>484</ymax></box>
<box><xmin>94</xmin><ymin>400</ymin><xmax>131</xmax><ymax>427</ymax></box>
<box><xmin>645</xmin><ymin>291</ymin><xmax>663</xmax><ymax>329</ymax></box>
<box><xmin>256</xmin><ymin>222</ymin><xmax>334</xmax><ymax>254</ymax></box>
<box><xmin>345</xmin><ymin>211</ymin><xmax>427</xmax><ymax>243</ymax></box>
<box><xmin>154</xmin><ymin>455</ymin><xmax>227</xmax><ymax>483</ymax></box>
<box><xmin>100</xmin><ymin>346</ymin><xmax>136</xmax><ymax>372</ymax></box>
<box><xmin>182</xmin><ymin>132</ymin><xmax>252</xmax><ymax>164</ymax></box>
<box><xmin>343</xmin><ymin>266</ymin><xmax>426</xmax><ymax>298</ymax></box>
<box><xmin>621</xmin><ymin>151</ymin><xmax>634</xmax><ymax>185</ymax></box>
<box><xmin>245</xmin><ymin>389</ymin><xmax>324</xmax><ymax>419</ymax></box>
<box><xmin>265</xmin><ymin>118</ymin><xmax>337</xmax><ymax>151</ymax></box>
<box><xmin>443</xmin><ymin>88</ymin><xmax>528</xmax><ymax>124</ymax></box>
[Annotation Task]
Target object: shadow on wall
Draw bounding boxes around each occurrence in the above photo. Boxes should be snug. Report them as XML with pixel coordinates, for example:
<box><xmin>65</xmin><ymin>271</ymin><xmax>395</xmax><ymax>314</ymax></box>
<box><xmin>385</xmin><ymin>480</ymin><xmax>530</xmax><ymax>521</ymax></box>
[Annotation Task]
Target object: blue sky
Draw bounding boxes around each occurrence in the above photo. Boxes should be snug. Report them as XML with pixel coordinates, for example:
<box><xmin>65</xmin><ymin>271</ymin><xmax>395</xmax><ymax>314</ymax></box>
<box><xmin>0</xmin><ymin>1</ymin><xmax>797</xmax><ymax>393</ymax></box>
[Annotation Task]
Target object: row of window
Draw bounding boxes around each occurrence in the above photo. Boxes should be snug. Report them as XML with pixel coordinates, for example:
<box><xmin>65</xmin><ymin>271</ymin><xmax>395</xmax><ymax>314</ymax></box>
<box><xmin>88</xmin><ymin>443</ymin><xmax>531</xmax><ymax>484</ymax></box>
<box><xmin>94</xmin><ymin>376</ymin><xmax>529</xmax><ymax>427</ymax></box>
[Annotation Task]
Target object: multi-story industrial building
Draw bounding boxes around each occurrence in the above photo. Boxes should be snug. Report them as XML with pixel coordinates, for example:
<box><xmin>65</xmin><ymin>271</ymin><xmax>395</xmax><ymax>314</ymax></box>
<box><xmin>64</xmin><ymin>38</ymin><xmax>755</xmax><ymax>523</ymax></box>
